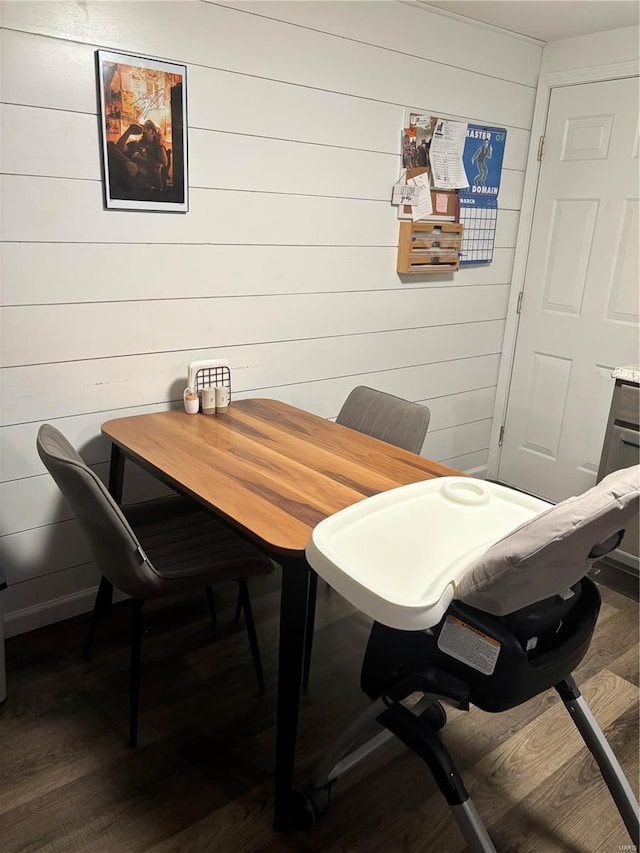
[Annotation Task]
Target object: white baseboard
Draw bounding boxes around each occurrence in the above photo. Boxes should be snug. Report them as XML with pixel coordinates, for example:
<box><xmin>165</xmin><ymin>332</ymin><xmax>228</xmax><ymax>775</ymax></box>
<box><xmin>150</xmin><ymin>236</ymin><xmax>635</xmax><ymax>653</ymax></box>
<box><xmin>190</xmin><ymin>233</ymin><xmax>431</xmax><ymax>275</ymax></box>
<box><xmin>3</xmin><ymin>585</ymin><xmax>127</xmax><ymax>639</ymax></box>
<box><xmin>464</xmin><ymin>465</ymin><xmax>488</xmax><ymax>479</ymax></box>
<box><xmin>3</xmin><ymin>587</ymin><xmax>97</xmax><ymax>639</ymax></box>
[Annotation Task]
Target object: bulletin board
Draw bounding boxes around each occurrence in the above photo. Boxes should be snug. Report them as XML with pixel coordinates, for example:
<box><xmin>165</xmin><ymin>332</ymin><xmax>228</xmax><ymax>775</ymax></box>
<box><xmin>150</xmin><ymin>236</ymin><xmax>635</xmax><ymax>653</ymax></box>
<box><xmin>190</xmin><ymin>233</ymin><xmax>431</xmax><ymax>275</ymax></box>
<box><xmin>396</xmin><ymin>110</ymin><xmax>507</xmax><ymax>266</ymax></box>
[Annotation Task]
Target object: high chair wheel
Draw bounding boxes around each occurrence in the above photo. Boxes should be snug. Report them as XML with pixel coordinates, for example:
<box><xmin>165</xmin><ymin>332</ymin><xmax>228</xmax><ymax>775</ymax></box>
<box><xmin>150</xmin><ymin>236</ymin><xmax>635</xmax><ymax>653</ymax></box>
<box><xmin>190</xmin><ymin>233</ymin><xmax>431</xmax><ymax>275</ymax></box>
<box><xmin>420</xmin><ymin>699</ymin><xmax>447</xmax><ymax>731</ymax></box>
<box><xmin>289</xmin><ymin>784</ymin><xmax>331</xmax><ymax>830</ymax></box>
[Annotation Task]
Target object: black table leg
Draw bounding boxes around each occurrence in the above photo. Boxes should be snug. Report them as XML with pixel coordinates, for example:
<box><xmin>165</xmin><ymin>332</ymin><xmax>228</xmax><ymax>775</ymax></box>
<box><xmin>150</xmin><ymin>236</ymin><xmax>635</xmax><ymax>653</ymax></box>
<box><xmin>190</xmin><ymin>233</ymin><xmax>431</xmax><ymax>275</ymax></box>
<box><xmin>108</xmin><ymin>443</ymin><xmax>125</xmax><ymax>504</ymax></box>
<box><xmin>274</xmin><ymin>555</ymin><xmax>310</xmax><ymax>831</ymax></box>
<box><xmin>302</xmin><ymin>570</ymin><xmax>318</xmax><ymax>689</ymax></box>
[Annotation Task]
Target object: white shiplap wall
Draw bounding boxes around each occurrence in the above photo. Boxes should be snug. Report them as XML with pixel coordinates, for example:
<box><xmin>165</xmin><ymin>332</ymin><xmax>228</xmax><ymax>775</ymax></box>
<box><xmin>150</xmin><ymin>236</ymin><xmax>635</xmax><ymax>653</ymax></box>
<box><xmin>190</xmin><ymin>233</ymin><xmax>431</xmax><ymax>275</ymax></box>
<box><xmin>0</xmin><ymin>0</ymin><xmax>542</xmax><ymax>636</ymax></box>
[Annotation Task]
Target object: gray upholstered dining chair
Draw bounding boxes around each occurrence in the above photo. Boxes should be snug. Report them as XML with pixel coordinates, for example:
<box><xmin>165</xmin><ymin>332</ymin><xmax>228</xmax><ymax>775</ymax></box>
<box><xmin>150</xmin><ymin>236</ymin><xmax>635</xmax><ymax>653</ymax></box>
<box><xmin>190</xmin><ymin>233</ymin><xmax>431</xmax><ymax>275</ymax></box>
<box><xmin>37</xmin><ymin>424</ymin><xmax>274</xmax><ymax>747</ymax></box>
<box><xmin>303</xmin><ymin>386</ymin><xmax>431</xmax><ymax>687</ymax></box>
<box><xmin>336</xmin><ymin>385</ymin><xmax>430</xmax><ymax>454</ymax></box>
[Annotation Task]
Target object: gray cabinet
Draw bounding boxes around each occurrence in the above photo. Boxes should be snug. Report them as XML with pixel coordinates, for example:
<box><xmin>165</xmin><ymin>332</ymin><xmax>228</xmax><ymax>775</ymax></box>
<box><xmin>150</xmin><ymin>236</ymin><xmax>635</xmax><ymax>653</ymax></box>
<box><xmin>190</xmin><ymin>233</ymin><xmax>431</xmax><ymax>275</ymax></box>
<box><xmin>597</xmin><ymin>378</ymin><xmax>639</xmax><ymax>582</ymax></box>
<box><xmin>0</xmin><ymin>566</ymin><xmax>5</xmax><ymax>702</ymax></box>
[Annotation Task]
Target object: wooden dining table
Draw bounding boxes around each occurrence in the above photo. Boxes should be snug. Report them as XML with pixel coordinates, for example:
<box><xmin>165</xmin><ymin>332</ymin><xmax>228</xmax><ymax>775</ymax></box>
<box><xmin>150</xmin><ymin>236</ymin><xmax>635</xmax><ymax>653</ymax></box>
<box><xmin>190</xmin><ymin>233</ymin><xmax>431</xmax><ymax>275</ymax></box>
<box><xmin>102</xmin><ymin>398</ymin><xmax>459</xmax><ymax>830</ymax></box>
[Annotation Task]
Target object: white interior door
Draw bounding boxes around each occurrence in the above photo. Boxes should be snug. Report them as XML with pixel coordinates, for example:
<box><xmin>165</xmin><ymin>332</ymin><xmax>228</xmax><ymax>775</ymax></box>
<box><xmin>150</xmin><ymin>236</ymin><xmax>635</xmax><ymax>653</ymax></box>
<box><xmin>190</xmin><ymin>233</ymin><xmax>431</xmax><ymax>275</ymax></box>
<box><xmin>499</xmin><ymin>76</ymin><xmax>639</xmax><ymax>501</ymax></box>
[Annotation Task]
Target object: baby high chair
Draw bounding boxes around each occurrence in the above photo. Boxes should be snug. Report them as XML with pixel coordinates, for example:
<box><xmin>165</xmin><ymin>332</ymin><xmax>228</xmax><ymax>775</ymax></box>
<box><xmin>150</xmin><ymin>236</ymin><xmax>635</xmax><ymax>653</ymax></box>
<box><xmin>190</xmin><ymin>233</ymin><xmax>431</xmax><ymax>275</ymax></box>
<box><xmin>293</xmin><ymin>466</ymin><xmax>640</xmax><ymax>851</ymax></box>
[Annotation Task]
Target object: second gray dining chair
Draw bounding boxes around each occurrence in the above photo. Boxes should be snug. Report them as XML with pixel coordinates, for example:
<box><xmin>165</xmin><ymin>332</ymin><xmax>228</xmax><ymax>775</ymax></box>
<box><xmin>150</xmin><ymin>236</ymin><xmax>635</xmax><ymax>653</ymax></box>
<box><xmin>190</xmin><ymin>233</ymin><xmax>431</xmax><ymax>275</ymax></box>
<box><xmin>303</xmin><ymin>386</ymin><xmax>431</xmax><ymax>687</ymax></box>
<box><xmin>336</xmin><ymin>385</ymin><xmax>431</xmax><ymax>453</ymax></box>
<box><xmin>37</xmin><ymin>423</ymin><xmax>275</xmax><ymax>747</ymax></box>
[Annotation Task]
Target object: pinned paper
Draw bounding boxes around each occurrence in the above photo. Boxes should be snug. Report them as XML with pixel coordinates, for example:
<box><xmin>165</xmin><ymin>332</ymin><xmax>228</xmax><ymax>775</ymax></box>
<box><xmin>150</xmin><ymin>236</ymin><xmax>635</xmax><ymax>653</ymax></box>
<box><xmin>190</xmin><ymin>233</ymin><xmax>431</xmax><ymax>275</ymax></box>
<box><xmin>435</xmin><ymin>193</ymin><xmax>449</xmax><ymax>214</ymax></box>
<box><xmin>429</xmin><ymin>119</ymin><xmax>469</xmax><ymax>190</ymax></box>
<box><xmin>391</xmin><ymin>182</ymin><xmax>422</xmax><ymax>206</ymax></box>
<box><xmin>407</xmin><ymin>173</ymin><xmax>433</xmax><ymax>220</ymax></box>
<box><xmin>410</xmin><ymin>113</ymin><xmax>432</xmax><ymax>129</ymax></box>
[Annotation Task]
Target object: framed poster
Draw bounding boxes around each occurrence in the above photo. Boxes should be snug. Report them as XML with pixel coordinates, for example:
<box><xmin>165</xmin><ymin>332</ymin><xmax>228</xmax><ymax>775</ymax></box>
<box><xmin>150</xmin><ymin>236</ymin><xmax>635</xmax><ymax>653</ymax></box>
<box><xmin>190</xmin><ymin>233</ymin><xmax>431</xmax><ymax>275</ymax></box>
<box><xmin>97</xmin><ymin>50</ymin><xmax>188</xmax><ymax>212</ymax></box>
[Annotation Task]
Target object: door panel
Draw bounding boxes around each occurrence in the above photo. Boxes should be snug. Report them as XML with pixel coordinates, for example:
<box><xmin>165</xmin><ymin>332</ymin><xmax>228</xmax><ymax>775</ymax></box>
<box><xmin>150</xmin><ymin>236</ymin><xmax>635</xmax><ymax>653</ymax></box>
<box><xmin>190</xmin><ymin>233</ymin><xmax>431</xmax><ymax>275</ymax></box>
<box><xmin>499</xmin><ymin>76</ymin><xmax>640</xmax><ymax>501</ymax></box>
<box><xmin>608</xmin><ymin>199</ymin><xmax>639</xmax><ymax>320</ymax></box>
<box><xmin>521</xmin><ymin>352</ymin><xmax>572</xmax><ymax>459</ymax></box>
<box><xmin>543</xmin><ymin>199</ymin><xmax>597</xmax><ymax>313</ymax></box>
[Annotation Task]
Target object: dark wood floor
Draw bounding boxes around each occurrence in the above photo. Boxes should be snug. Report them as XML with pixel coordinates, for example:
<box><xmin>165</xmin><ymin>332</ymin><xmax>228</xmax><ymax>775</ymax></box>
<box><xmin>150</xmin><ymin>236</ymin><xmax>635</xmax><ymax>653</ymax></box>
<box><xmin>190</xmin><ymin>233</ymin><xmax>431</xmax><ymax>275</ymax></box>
<box><xmin>1</xmin><ymin>574</ymin><xmax>637</xmax><ymax>852</ymax></box>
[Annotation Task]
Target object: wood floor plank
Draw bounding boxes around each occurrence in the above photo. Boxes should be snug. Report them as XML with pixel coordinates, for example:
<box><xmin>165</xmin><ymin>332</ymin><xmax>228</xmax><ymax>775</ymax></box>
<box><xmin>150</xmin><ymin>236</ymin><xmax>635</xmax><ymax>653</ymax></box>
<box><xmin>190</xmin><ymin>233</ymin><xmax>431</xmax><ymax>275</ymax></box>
<box><xmin>489</xmin><ymin>700</ymin><xmax>639</xmax><ymax>853</ymax></box>
<box><xmin>608</xmin><ymin>644</ymin><xmax>640</xmax><ymax>687</ymax></box>
<box><xmin>464</xmin><ymin>670</ymin><xmax>637</xmax><ymax>810</ymax></box>
<box><xmin>574</xmin><ymin>599</ymin><xmax>639</xmax><ymax>685</ymax></box>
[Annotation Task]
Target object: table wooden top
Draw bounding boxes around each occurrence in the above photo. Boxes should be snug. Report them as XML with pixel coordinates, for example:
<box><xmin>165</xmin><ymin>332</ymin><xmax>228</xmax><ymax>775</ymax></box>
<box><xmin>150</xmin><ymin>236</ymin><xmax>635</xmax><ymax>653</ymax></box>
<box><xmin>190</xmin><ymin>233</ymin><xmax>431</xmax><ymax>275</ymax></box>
<box><xmin>102</xmin><ymin>399</ymin><xmax>460</xmax><ymax>558</ymax></box>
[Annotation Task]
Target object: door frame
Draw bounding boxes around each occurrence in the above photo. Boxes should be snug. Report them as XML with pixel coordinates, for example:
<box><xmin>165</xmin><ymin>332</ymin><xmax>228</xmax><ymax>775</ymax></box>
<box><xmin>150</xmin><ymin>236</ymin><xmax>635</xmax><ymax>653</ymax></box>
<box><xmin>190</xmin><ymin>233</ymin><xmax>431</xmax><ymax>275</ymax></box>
<box><xmin>487</xmin><ymin>58</ymin><xmax>640</xmax><ymax>481</ymax></box>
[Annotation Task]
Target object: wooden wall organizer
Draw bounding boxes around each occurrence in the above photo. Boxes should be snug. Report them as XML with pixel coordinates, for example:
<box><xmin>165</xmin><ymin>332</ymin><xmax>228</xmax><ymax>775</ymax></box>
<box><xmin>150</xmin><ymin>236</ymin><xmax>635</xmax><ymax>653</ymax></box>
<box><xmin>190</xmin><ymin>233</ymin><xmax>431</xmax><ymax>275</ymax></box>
<box><xmin>397</xmin><ymin>221</ymin><xmax>464</xmax><ymax>275</ymax></box>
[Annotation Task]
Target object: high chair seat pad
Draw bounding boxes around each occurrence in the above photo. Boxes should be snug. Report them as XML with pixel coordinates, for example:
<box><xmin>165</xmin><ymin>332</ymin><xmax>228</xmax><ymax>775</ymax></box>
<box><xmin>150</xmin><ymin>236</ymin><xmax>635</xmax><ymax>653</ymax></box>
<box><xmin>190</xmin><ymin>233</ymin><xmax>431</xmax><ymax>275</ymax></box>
<box><xmin>457</xmin><ymin>466</ymin><xmax>640</xmax><ymax>615</ymax></box>
<box><xmin>306</xmin><ymin>477</ymin><xmax>551</xmax><ymax>630</ymax></box>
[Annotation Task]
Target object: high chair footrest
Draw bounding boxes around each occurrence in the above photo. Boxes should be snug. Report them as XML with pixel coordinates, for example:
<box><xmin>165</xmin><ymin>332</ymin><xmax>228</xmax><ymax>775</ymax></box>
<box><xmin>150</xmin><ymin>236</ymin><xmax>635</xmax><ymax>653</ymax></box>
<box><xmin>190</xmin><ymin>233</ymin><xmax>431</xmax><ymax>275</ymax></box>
<box><xmin>377</xmin><ymin>702</ymin><xmax>469</xmax><ymax>806</ymax></box>
<box><xmin>385</xmin><ymin>666</ymin><xmax>469</xmax><ymax>704</ymax></box>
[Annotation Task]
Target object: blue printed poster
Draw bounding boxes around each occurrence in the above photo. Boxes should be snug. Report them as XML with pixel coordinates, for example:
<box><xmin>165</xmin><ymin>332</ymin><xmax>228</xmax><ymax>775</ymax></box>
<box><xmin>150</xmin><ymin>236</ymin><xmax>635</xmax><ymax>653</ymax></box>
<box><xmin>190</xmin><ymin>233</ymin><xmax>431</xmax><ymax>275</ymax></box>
<box><xmin>462</xmin><ymin>125</ymin><xmax>507</xmax><ymax>196</ymax></box>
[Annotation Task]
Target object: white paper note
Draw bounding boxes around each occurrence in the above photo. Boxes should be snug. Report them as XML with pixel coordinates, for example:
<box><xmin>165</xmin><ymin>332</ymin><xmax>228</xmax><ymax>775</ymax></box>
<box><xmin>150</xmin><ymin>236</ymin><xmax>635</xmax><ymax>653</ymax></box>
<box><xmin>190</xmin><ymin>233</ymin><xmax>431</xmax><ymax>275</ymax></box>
<box><xmin>429</xmin><ymin>119</ymin><xmax>470</xmax><ymax>190</ymax></box>
<box><xmin>391</xmin><ymin>182</ymin><xmax>422</xmax><ymax>206</ymax></box>
<box><xmin>410</xmin><ymin>113</ymin><xmax>432</xmax><ymax>130</ymax></box>
<box><xmin>407</xmin><ymin>174</ymin><xmax>433</xmax><ymax>220</ymax></box>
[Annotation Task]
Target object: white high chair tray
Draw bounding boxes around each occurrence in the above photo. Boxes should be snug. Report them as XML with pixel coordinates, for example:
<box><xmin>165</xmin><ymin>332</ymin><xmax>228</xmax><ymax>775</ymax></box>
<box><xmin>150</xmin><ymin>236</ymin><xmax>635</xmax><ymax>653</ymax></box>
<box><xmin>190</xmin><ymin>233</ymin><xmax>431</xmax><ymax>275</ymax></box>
<box><xmin>306</xmin><ymin>477</ymin><xmax>551</xmax><ymax>630</ymax></box>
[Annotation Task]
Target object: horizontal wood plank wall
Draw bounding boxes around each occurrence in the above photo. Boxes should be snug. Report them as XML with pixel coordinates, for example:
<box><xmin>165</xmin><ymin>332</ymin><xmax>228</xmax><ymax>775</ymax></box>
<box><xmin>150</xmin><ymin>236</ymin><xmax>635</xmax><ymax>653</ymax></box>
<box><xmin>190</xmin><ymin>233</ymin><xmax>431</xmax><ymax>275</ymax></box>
<box><xmin>0</xmin><ymin>0</ymin><xmax>542</xmax><ymax>635</ymax></box>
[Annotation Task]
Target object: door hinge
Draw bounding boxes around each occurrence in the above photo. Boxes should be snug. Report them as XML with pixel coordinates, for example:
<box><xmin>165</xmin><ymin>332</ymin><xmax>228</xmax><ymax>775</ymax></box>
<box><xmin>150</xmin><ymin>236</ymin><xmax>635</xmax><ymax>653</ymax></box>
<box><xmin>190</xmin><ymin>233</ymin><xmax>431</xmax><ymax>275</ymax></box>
<box><xmin>516</xmin><ymin>291</ymin><xmax>524</xmax><ymax>314</ymax></box>
<box><xmin>537</xmin><ymin>135</ymin><xmax>545</xmax><ymax>161</ymax></box>
<box><xmin>498</xmin><ymin>425</ymin><xmax>505</xmax><ymax>446</ymax></box>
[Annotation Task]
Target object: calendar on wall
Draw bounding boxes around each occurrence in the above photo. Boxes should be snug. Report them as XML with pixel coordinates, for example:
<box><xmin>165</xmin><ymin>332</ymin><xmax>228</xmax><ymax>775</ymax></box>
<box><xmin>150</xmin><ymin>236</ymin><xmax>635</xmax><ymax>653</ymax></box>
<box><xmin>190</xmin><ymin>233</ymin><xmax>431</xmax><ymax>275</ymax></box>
<box><xmin>458</xmin><ymin>193</ymin><xmax>498</xmax><ymax>265</ymax></box>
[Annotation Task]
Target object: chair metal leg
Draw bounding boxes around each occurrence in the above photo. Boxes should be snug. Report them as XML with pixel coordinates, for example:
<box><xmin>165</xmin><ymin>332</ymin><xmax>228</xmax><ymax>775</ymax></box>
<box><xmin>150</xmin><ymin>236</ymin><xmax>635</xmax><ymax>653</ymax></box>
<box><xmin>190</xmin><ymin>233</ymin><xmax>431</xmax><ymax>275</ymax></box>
<box><xmin>302</xmin><ymin>570</ymin><xmax>318</xmax><ymax>689</ymax></box>
<box><xmin>205</xmin><ymin>585</ymin><xmax>217</xmax><ymax>627</ymax></box>
<box><xmin>450</xmin><ymin>801</ymin><xmax>498</xmax><ymax>853</ymax></box>
<box><xmin>377</xmin><ymin>701</ymin><xmax>497</xmax><ymax>852</ymax></box>
<box><xmin>82</xmin><ymin>576</ymin><xmax>114</xmax><ymax>660</ymax></box>
<box><xmin>237</xmin><ymin>579</ymin><xmax>265</xmax><ymax>694</ymax></box>
<box><xmin>129</xmin><ymin>599</ymin><xmax>144</xmax><ymax>749</ymax></box>
<box><xmin>108</xmin><ymin>443</ymin><xmax>125</xmax><ymax>504</ymax></box>
<box><xmin>311</xmin><ymin>694</ymin><xmax>438</xmax><ymax>789</ymax></box>
<box><xmin>557</xmin><ymin>677</ymin><xmax>640</xmax><ymax>847</ymax></box>
<box><xmin>233</xmin><ymin>587</ymin><xmax>243</xmax><ymax>624</ymax></box>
